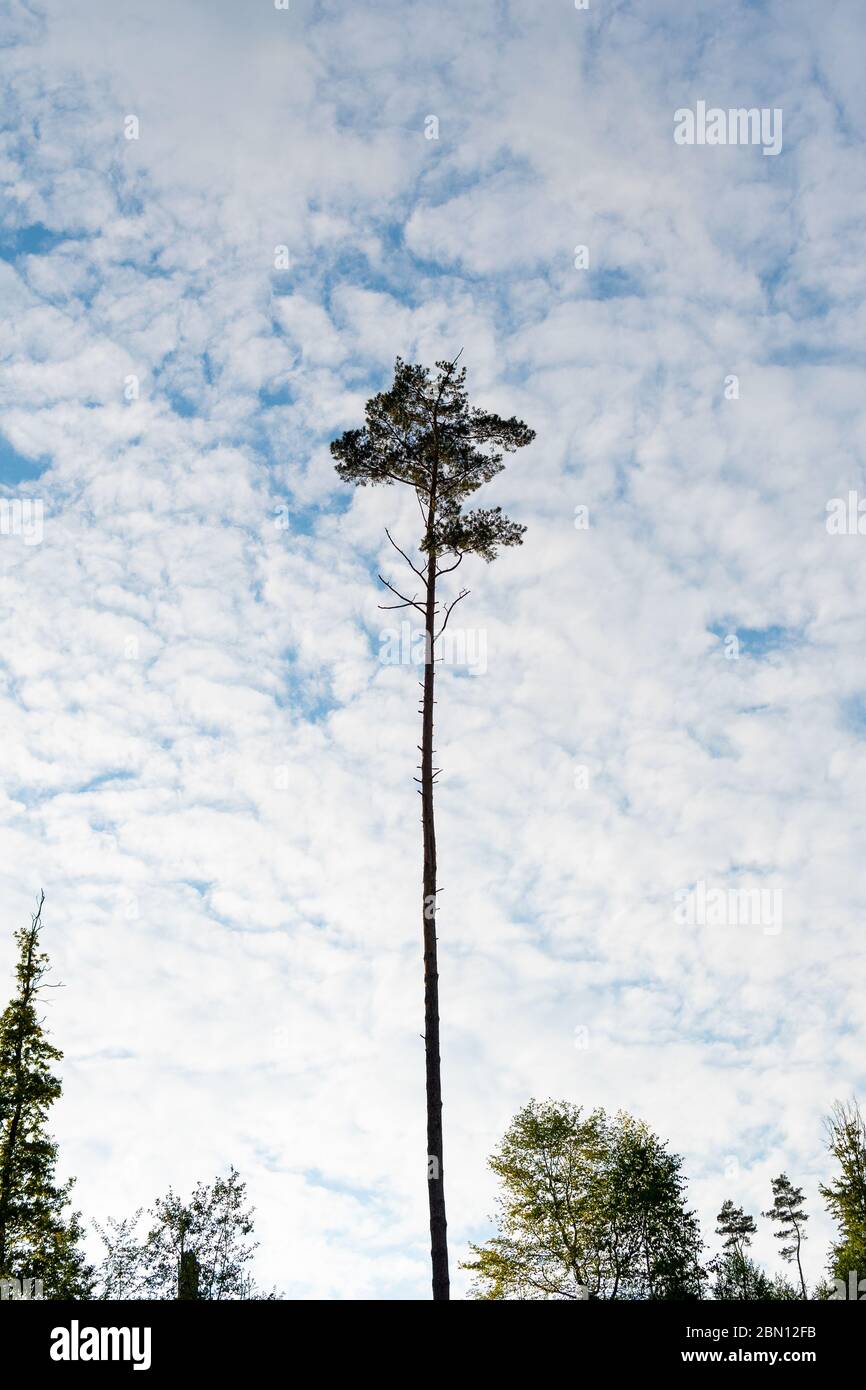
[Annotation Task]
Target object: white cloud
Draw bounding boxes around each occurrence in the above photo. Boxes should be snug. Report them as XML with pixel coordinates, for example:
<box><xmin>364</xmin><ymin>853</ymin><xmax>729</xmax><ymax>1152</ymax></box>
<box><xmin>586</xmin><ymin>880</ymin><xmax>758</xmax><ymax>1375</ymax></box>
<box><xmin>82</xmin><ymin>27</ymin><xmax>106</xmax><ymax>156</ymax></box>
<box><xmin>0</xmin><ymin>0</ymin><xmax>863</xmax><ymax>1299</ymax></box>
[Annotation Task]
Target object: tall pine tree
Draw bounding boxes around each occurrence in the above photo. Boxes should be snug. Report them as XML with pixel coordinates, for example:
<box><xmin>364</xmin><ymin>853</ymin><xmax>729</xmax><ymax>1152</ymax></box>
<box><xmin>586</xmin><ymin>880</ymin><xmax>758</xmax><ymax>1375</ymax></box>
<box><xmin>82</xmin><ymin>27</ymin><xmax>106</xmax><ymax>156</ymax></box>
<box><xmin>713</xmin><ymin>1199</ymin><xmax>758</xmax><ymax>1299</ymax></box>
<box><xmin>0</xmin><ymin>893</ymin><xmax>92</xmax><ymax>1297</ymax></box>
<box><xmin>763</xmin><ymin>1173</ymin><xmax>809</xmax><ymax>1297</ymax></box>
<box><xmin>332</xmin><ymin>355</ymin><xmax>533</xmax><ymax>1300</ymax></box>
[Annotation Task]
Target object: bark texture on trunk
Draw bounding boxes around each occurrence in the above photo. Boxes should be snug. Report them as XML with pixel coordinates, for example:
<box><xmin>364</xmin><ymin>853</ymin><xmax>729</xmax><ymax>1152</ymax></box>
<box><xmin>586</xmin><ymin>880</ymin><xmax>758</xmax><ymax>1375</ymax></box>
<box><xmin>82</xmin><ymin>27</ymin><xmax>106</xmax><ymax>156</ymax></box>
<box><xmin>178</xmin><ymin>1250</ymin><xmax>200</xmax><ymax>1300</ymax></box>
<box><xmin>796</xmin><ymin>1236</ymin><xmax>806</xmax><ymax>1299</ymax></box>
<box><xmin>422</xmin><ymin>464</ymin><xmax>449</xmax><ymax>1300</ymax></box>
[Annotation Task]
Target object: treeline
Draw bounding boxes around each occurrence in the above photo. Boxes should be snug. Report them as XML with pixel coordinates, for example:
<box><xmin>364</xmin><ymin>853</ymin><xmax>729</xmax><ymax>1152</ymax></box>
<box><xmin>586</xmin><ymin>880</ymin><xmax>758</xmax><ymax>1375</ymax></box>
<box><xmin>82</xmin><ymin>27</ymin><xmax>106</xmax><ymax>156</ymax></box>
<box><xmin>0</xmin><ymin>896</ymin><xmax>274</xmax><ymax>1299</ymax></box>
<box><xmin>1</xmin><ymin>898</ymin><xmax>864</xmax><ymax>1299</ymax></box>
<box><xmin>93</xmin><ymin>1170</ymin><xmax>277</xmax><ymax>1300</ymax></box>
<box><xmin>463</xmin><ymin>1098</ymin><xmax>866</xmax><ymax>1300</ymax></box>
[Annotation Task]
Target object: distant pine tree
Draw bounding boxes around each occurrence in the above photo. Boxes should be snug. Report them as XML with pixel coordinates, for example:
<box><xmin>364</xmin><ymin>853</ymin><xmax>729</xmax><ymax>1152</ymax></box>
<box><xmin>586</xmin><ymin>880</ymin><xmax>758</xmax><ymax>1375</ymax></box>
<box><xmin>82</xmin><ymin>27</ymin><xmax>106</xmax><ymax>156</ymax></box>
<box><xmin>0</xmin><ymin>893</ymin><xmax>93</xmax><ymax>1297</ymax></box>
<box><xmin>713</xmin><ymin>1199</ymin><xmax>758</xmax><ymax>1299</ymax></box>
<box><xmin>763</xmin><ymin>1173</ymin><xmax>809</xmax><ymax>1297</ymax></box>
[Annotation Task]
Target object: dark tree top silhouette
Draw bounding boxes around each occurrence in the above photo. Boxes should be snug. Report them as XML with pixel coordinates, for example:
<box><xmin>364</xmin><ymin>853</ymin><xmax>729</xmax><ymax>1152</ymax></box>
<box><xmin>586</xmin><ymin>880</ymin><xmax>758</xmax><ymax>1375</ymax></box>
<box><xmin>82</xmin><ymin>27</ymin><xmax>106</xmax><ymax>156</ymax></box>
<box><xmin>330</xmin><ymin>356</ymin><xmax>532</xmax><ymax>561</ymax></box>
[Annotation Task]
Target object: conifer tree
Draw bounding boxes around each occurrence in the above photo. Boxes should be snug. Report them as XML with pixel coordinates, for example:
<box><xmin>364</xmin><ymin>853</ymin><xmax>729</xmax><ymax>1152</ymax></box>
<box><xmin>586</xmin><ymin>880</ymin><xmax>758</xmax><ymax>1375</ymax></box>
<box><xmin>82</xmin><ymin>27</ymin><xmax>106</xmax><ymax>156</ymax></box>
<box><xmin>714</xmin><ymin>1199</ymin><xmax>758</xmax><ymax>1300</ymax></box>
<box><xmin>0</xmin><ymin>893</ymin><xmax>93</xmax><ymax>1297</ymax></box>
<box><xmin>331</xmin><ymin>355</ymin><xmax>533</xmax><ymax>1300</ymax></box>
<box><xmin>763</xmin><ymin>1173</ymin><xmax>809</xmax><ymax>1297</ymax></box>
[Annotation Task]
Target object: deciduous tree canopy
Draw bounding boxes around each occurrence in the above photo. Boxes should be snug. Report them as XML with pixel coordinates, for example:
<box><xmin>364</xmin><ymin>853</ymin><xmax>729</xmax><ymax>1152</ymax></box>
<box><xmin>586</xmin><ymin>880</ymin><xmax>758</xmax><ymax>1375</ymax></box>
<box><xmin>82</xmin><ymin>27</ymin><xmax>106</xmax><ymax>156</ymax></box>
<box><xmin>463</xmin><ymin>1099</ymin><xmax>704</xmax><ymax>1300</ymax></box>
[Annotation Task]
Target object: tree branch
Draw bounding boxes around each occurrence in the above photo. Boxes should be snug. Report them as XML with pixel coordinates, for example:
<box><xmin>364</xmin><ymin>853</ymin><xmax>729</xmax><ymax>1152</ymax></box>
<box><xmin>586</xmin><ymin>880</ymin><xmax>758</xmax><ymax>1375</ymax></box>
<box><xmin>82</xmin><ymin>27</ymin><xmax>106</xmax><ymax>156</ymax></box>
<box><xmin>434</xmin><ymin>587</ymin><xmax>470</xmax><ymax>640</ymax></box>
<box><xmin>415</xmin><ymin>487</ymin><xmax>430</xmax><ymax>529</ymax></box>
<box><xmin>374</xmin><ymin>410</ymin><xmax>429</xmax><ymax>475</ymax></box>
<box><xmin>385</xmin><ymin>527</ymin><xmax>427</xmax><ymax>579</ymax></box>
<box><xmin>373</xmin><ymin>467</ymin><xmax>428</xmax><ymax>489</ymax></box>
<box><xmin>378</xmin><ymin>574</ymin><xmax>426</xmax><ymax>616</ymax></box>
<box><xmin>435</xmin><ymin>552</ymin><xmax>463</xmax><ymax>577</ymax></box>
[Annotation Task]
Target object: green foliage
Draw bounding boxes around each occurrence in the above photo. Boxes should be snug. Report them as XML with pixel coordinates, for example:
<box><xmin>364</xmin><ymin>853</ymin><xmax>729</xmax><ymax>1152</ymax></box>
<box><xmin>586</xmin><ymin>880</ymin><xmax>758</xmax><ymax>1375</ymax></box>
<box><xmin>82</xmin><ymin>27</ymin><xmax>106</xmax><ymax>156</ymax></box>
<box><xmin>763</xmin><ymin>1172</ymin><xmax>809</xmax><ymax>1295</ymax></box>
<box><xmin>331</xmin><ymin>355</ymin><xmax>533</xmax><ymax>1300</ymax></box>
<box><xmin>330</xmin><ymin>356</ymin><xmax>533</xmax><ymax>562</ymax></box>
<box><xmin>715</xmin><ymin>1198</ymin><xmax>757</xmax><ymax>1256</ymax></box>
<box><xmin>711</xmin><ymin>1200</ymin><xmax>759</xmax><ymax>1300</ymax></box>
<box><xmin>96</xmin><ymin>1167</ymin><xmax>275</xmax><ymax>1300</ymax></box>
<box><xmin>820</xmin><ymin>1098</ymin><xmax>866</xmax><ymax>1286</ymax></box>
<box><xmin>765</xmin><ymin>1271</ymin><xmax>802</xmax><ymax>1300</ymax></box>
<box><xmin>93</xmin><ymin>1210</ymin><xmax>147</xmax><ymax>1299</ymax></box>
<box><xmin>0</xmin><ymin>894</ymin><xmax>94</xmax><ymax>1298</ymax></box>
<box><xmin>763</xmin><ymin>1173</ymin><xmax>808</xmax><ymax>1263</ymax></box>
<box><xmin>462</xmin><ymin>1099</ymin><xmax>704</xmax><ymax>1300</ymax></box>
<box><xmin>811</xmin><ymin>1275</ymin><xmax>842</xmax><ymax>1300</ymax></box>
<box><xmin>709</xmin><ymin>1250</ymin><xmax>799</xmax><ymax>1300</ymax></box>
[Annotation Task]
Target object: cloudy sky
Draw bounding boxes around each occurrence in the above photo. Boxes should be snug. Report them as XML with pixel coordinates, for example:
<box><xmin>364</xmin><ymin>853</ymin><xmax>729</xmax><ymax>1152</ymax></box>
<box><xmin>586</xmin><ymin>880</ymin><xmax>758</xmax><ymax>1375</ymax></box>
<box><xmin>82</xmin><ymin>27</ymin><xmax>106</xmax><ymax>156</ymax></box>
<box><xmin>1</xmin><ymin>0</ymin><xmax>864</xmax><ymax>1298</ymax></box>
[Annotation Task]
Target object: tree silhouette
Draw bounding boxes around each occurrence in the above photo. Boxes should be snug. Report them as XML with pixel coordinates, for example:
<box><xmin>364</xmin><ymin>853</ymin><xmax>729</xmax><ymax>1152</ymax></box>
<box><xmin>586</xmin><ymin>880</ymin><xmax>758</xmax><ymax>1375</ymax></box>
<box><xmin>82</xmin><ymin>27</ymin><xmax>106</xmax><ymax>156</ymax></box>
<box><xmin>714</xmin><ymin>1199</ymin><xmax>758</xmax><ymax>1300</ymax></box>
<box><xmin>96</xmin><ymin>1168</ymin><xmax>271</xmax><ymax>1299</ymax></box>
<box><xmin>820</xmin><ymin>1098</ymin><xmax>866</xmax><ymax>1288</ymax></box>
<box><xmin>763</xmin><ymin>1173</ymin><xmax>809</xmax><ymax>1297</ymax></box>
<box><xmin>331</xmin><ymin>355</ymin><xmax>534</xmax><ymax>1299</ymax></box>
<box><xmin>0</xmin><ymin>892</ymin><xmax>93</xmax><ymax>1296</ymax></box>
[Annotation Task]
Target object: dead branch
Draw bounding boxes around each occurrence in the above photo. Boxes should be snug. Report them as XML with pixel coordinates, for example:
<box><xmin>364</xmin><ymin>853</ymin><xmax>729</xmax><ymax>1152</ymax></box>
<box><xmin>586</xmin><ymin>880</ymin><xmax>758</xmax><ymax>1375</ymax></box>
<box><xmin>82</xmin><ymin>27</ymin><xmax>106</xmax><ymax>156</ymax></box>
<box><xmin>385</xmin><ymin>527</ymin><xmax>427</xmax><ymax>579</ymax></box>
<box><xmin>378</xmin><ymin>574</ymin><xmax>426</xmax><ymax>616</ymax></box>
<box><xmin>434</xmin><ymin>587</ymin><xmax>470</xmax><ymax>640</ymax></box>
<box><xmin>436</xmin><ymin>553</ymin><xmax>463</xmax><ymax>577</ymax></box>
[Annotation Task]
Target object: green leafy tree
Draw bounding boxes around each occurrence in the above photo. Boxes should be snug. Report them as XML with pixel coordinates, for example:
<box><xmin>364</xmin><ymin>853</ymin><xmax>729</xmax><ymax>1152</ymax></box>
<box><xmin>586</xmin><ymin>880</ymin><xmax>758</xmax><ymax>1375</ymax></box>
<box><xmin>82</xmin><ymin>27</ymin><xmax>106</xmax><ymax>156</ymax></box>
<box><xmin>710</xmin><ymin>1251</ymin><xmax>798</xmax><ymax>1301</ymax></box>
<box><xmin>93</xmin><ymin>1210</ymin><xmax>147</xmax><ymax>1299</ymax></box>
<box><xmin>766</xmin><ymin>1271</ymin><xmax>801</xmax><ymax>1300</ymax></box>
<box><xmin>606</xmin><ymin>1113</ymin><xmax>705</xmax><ymax>1299</ymax></box>
<box><xmin>763</xmin><ymin>1173</ymin><xmax>809</xmax><ymax>1297</ymax></box>
<box><xmin>331</xmin><ymin>355</ymin><xmax>534</xmax><ymax>1300</ymax></box>
<box><xmin>820</xmin><ymin>1098</ymin><xmax>866</xmax><ymax>1288</ymax></box>
<box><xmin>96</xmin><ymin>1167</ymin><xmax>275</xmax><ymax>1300</ymax></box>
<box><xmin>712</xmin><ymin>1200</ymin><xmax>758</xmax><ymax>1299</ymax></box>
<box><xmin>463</xmin><ymin>1099</ymin><xmax>704</xmax><ymax>1300</ymax></box>
<box><xmin>0</xmin><ymin>893</ymin><xmax>93</xmax><ymax>1297</ymax></box>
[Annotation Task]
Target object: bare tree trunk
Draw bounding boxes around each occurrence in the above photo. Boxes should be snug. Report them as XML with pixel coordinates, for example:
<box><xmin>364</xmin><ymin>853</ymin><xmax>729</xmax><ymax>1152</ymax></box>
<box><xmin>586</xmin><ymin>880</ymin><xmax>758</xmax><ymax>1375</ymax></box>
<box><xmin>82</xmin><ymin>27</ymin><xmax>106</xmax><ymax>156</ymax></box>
<box><xmin>421</xmin><ymin>531</ymin><xmax>449</xmax><ymax>1301</ymax></box>
<box><xmin>795</xmin><ymin>1235</ymin><xmax>806</xmax><ymax>1298</ymax></box>
<box><xmin>178</xmin><ymin>1250</ymin><xmax>200</xmax><ymax>1300</ymax></box>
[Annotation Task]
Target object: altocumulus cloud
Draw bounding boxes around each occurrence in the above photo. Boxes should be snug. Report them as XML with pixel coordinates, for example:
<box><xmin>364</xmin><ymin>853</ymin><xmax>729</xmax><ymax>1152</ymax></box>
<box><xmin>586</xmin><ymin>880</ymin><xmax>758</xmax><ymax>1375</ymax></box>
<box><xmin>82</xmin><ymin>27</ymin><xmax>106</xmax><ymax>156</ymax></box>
<box><xmin>0</xmin><ymin>0</ymin><xmax>864</xmax><ymax>1295</ymax></box>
